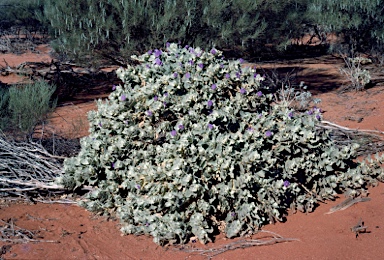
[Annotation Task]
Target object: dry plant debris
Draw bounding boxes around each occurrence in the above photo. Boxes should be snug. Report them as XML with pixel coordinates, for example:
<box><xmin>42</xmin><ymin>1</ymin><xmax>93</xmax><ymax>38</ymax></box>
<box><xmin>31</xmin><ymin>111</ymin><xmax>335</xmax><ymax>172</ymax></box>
<box><xmin>175</xmin><ymin>230</ymin><xmax>298</xmax><ymax>259</ymax></box>
<box><xmin>0</xmin><ymin>132</ymin><xmax>65</xmax><ymax>199</ymax></box>
<box><xmin>318</xmin><ymin>120</ymin><xmax>384</xmax><ymax>155</ymax></box>
<box><xmin>351</xmin><ymin>218</ymin><xmax>368</xmax><ymax>238</ymax></box>
<box><xmin>325</xmin><ymin>197</ymin><xmax>371</xmax><ymax>215</ymax></box>
<box><xmin>0</xmin><ymin>218</ymin><xmax>58</xmax><ymax>243</ymax></box>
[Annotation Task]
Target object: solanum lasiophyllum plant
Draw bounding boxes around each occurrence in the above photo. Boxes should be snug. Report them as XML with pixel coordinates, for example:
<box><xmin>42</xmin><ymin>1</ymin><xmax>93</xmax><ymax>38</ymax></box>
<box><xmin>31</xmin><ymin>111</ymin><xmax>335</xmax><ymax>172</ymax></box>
<box><xmin>60</xmin><ymin>43</ymin><xmax>384</xmax><ymax>245</ymax></box>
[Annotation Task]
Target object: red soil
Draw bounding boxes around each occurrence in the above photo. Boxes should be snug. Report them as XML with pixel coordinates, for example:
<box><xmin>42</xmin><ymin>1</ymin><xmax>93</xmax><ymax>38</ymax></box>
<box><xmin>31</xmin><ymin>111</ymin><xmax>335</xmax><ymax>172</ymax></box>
<box><xmin>1</xmin><ymin>47</ymin><xmax>384</xmax><ymax>260</ymax></box>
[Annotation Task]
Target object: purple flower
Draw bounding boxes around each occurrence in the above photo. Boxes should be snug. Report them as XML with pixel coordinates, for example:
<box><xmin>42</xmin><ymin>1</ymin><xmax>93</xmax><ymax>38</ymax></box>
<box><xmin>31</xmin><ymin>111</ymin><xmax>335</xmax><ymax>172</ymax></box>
<box><xmin>147</xmin><ymin>50</ymin><xmax>153</xmax><ymax>55</ymax></box>
<box><xmin>239</xmin><ymin>58</ymin><xmax>244</xmax><ymax>64</ymax></box>
<box><xmin>173</xmin><ymin>72</ymin><xmax>178</xmax><ymax>78</ymax></box>
<box><xmin>179</xmin><ymin>62</ymin><xmax>184</xmax><ymax>68</ymax></box>
<box><xmin>240</xmin><ymin>88</ymin><xmax>246</xmax><ymax>94</ymax></box>
<box><xmin>163</xmin><ymin>102</ymin><xmax>167</xmax><ymax>107</ymax></box>
<box><xmin>188</xmin><ymin>59</ymin><xmax>194</xmax><ymax>65</ymax></box>
<box><xmin>146</xmin><ymin>110</ymin><xmax>153</xmax><ymax>116</ymax></box>
<box><xmin>231</xmin><ymin>212</ymin><xmax>236</xmax><ymax>217</ymax></box>
<box><xmin>185</xmin><ymin>72</ymin><xmax>191</xmax><ymax>79</ymax></box>
<box><xmin>145</xmin><ymin>222</ymin><xmax>150</xmax><ymax>227</ymax></box>
<box><xmin>265</xmin><ymin>130</ymin><xmax>273</xmax><ymax>137</ymax></box>
<box><xmin>98</xmin><ymin>122</ymin><xmax>102</xmax><ymax>127</ymax></box>
<box><xmin>198</xmin><ymin>63</ymin><xmax>204</xmax><ymax>69</ymax></box>
<box><xmin>211</xmin><ymin>84</ymin><xmax>217</xmax><ymax>90</ymax></box>
<box><xmin>154</xmin><ymin>58</ymin><xmax>162</xmax><ymax>66</ymax></box>
<box><xmin>316</xmin><ymin>114</ymin><xmax>321</xmax><ymax>120</ymax></box>
<box><xmin>112</xmin><ymin>85</ymin><xmax>116</xmax><ymax>91</ymax></box>
<box><xmin>178</xmin><ymin>124</ymin><xmax>184</xmax><ymax>130</ymax></box>
<box><xmin>236</xmin><ymin>72</ymin><xmax>241</xmax><ymax>78</ymax></box>
<box><xmin>207</xmin><ymin>123</ymin><xmax>213</xmax><ymax>130</ymax></box>
<box><xmin>225</xmin><ymin>73</ymin><xmax>230</xmax><ymax>79</ymax></box>
<box><xmin>283</xmin><ymin>180</ymin><xmax>290</xmax><ymax>187</ymax></box>
<box><xmin>307</xmin><ymin>110</ymin><xmax>313</xmax><ymax>115</ymax></box>
<box><xmin>135</xmin><ymin>184</ymin><xmax>141</xmax><ymax>189</ymax></box>
<box><xmin>220</xmin><ymin>64</ymin><xmax>224</xmax><ymax>69</ymax></box>
<box><xmin>196</xmin><ymin>52</ymin><xmax>202</xmax><ymax>57</ymax></box>
<box><xmin>111</xmin><ymin>162</ymin><xmax>115</xmax><ymax>169</ymax></box>
<box><xmin>146</xmin><ymin>64</ymin><xmax>151</xmax><ymax>69</ymax></box>
<box><xmin>247</xmin><ymin>127</ymin><xmax>254</xmax><ymax>132</ymax></box>
<box><xmin>185</xmin><ymin>45</ymin><xmax>189</xmax><ymax>49</ymax></box>
<box><xmin>121</xmin><ymin>94</ymin><xmax>126</xmax><ymax>101</ymax></box>
<box><xmin>210</xmin><ymin>48</ymin><xmax>217</xmax><ymax>55</ymax></box>
<box><xmin>154</xmin><ymin>49</ymin><xmax>162</xmax><ymax>57</ymax></box>
<box><xmin>207</xmin><ymin>100</ymin><xmax>213</xmax><ymax>107</ymax></box>
<box><xmin>166</xmin><ymin>42</ymin><xmax>170</xmax><ymax>48</ymax></box>
<box><xmin>164</xmin><ymin>92</ymin><xmax>169</xmax><ymax>97</ymax></box>
<box><xmin>154</xmin><ymin>95</ymin><xmax>158</xmax><ymax>101</ymax></box>
<box><xmin>254</xmin><ymin>73</ymin><xmax>259</xmax><ymax>78</ymax></box>
<box><xmin>256</xmin><ymin>91</ymin><xmax>262</xmax><ymax>97</ymax></box>
<box><xmin>171</xmin><ymin>130</ymin><xmax>177</xmax><ymax>137</ymax></box>
<box><xmin>288</xmin><ymin>111</ymin><xmax>294</xmax><ymax>118</ymax></box>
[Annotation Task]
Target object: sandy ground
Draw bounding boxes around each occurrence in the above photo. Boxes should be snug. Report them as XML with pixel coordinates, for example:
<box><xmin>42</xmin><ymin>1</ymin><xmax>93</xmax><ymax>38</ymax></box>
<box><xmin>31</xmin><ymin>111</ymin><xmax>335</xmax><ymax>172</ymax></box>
<box><xmin>1</xmin><ymin>46</ymin><xmax>384</xmax><ymax>259</ymax></box>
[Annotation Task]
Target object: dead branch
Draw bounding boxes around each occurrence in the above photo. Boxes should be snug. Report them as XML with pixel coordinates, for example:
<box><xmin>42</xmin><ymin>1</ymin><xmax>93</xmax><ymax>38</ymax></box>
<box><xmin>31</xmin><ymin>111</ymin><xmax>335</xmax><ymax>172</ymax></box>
<box><xmin>351</xmin><ymin>218</ymin><xmax>368</xmax><ymax>238</ymax></box>
<box><xmin>175</xmin><ymin>230</ymin><xmax>298</xmax><ymax>259</ymax></box>
<box><xmin>320</xmin><ymin>120</ymin><xmax>384</xmax><ymax>136</ymax></box>
<box><xmin>0</xmin><ymin>133</ymin><xmax>67</xmax><ymax>197</ymax></box>
<box><xmin>317</xmin><ymin>120</ymin><xmax>384</xmax><ymax>155</ymax></box>
<box><xmin>325</xmin><ymin>197</ymin><xmax>371</xmax><ymax>215</ymax></box>
<box><xmin>0</xmin><ymin>219</ymin><xmax>59</xmax><ymax>244</ymax></box>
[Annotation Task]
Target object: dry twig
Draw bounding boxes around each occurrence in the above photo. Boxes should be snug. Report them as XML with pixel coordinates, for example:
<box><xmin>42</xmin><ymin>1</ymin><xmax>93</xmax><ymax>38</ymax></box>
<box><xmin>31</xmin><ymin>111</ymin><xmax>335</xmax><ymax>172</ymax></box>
<box><xmin>0</xmin><ymin>133</ymin><xmax>65</xmax><ymax>196</ymax></box>
<box><xmin>175</xmin><ymin>230</ymin><xmax>298</xmax><ymax>259</ymax></box>
<box><xmin>325</xmin><ymin>197</ymin><xmax>371</xmax><ymax>215</ymax></box>
<box><xmin>351</xmin><ymin>218</ymin><xmax>368</xmax><ymax>238</ymax></box>
<box><xmin>0</xmin><ymin>218</ymin><xmax>58</xmax><ymax>243</ymax></box>
<box><xmin>318</xmin><ymin>121</ymin><xmax>384</xmax><ymax>155</ymax></box>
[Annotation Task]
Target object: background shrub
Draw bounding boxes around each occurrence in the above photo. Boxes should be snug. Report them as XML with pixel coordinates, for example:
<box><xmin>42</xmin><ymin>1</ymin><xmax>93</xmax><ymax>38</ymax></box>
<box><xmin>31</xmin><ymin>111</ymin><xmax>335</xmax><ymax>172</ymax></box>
<box><xmin>60</xmin><ymin>44</ymin><xmax>384</xmax><ymax>245</ymax></box>
<box><xmin>0</xmin><ymin>87</ymin><xmax>10</xmax><ymax>130</ymax></box>
<box><xmin>6</xmin><ymin>80</ymin><xmax>57</xmax><ymax>138</ymax></box>
<box><xmin>0</xmin><ymin>0</ymin><xmax>48</xmax><ymax>34</ymax></box>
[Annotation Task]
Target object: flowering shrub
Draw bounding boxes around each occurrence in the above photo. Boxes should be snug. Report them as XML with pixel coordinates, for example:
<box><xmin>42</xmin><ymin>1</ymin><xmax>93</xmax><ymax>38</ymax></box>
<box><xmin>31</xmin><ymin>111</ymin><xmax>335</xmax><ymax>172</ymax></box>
<box><xmin>59</xmin><ymin>43</ymin><xmax>384</xmax><ymax>245</ymax></box>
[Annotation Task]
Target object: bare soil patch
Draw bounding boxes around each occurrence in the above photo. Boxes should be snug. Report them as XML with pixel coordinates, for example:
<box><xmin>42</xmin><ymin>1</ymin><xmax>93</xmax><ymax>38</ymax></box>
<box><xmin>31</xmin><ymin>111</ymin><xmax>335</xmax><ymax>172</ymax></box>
<box><xmin>1</xmin><ymin>46</ymin><xmax>384</xmax><ymax>259</ymax></box>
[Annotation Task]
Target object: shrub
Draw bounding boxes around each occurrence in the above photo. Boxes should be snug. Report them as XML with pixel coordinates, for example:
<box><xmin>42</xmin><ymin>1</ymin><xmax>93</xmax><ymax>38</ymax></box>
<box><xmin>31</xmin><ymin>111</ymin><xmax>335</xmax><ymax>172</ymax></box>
<box><xmin>340</xmin><ymin>55</ymin><xmax>372</xmax><ymax>91</ymax></box>
<box><xmin>60</xmin><ymin>44</ymin><xmax>384</xmax><ymax>245</ymax></box>
<box><xmin>0</xmin><ymin>87</ymin><xmax>10</xmax><ymax>130</ymax></box>
<box><xmin>7</xmin><ymin>80</ymin><xmax>57</xmax><ymax>138</ymax></box>
<box><xmin>308</xmin><ymin>0</ymin><xmax>384</xmax><ymax>53</ymax></box>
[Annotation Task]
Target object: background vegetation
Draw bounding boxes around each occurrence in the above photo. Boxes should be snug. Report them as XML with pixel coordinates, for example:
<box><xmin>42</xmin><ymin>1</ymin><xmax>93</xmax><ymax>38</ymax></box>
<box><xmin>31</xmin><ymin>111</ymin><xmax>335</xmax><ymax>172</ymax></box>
<box><xmin>39</xmin><ymin>0</ymin><xmax>384</xmax><ymax>64</ymax></box>
<box><xmin>1</xmin><ymin>0</ymin><xmax>383</xmax><ymax>63</ymax></box>
<box><xmin>0</xmin><ymin>81</ymin><xmax>57</xmax><ymax>139</ymax></box>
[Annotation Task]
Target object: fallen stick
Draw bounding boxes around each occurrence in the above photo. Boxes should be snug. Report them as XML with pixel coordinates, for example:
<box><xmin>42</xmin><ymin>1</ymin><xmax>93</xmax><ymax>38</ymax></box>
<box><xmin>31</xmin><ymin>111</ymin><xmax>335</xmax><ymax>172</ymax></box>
<box><xmin>175</xmin><ymin>230</ymin><xmax>299</xmax><ymax>258</ymax></box>
<box><xmin>320</xmin><ymin>120</ymin><xmax>384</xmax><ymax>136</ymax></box>
<box><xmin>325</xmin><ymin>197</ymin><xmax>371</xmax><ymax>215</ymax></box>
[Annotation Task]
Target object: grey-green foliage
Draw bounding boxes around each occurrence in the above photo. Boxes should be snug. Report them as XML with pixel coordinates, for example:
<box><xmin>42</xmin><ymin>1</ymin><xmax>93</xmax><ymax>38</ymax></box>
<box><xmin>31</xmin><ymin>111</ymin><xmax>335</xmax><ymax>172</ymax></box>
<box><xmin>60</xmin><ymin>44</ymin><xmax>384</xmax><ymax>245</ymax></box>
<box><xmin>42</xmin><ymin>0</ymin><xmax>318</xmax><ymax>64</ymax></box>
<box><xmin>0</xmin><ymin>87</ymin><xmax>10</xmax><ymax>130</ymax></box>
<box><xmin>7</xmin><ymin>80</ymin><xmax>57</xmax><ymax>138</ymax></box>
<box><xmin>308</xmin><ymin>0</ymin><xmax>384</xmax><ymax>52</ymax></box>
<box><xmin>0</xmin><ymin>0</ymin><xmax>47</xmax><ymax>31</ymax></box>
<box><xmin>43</xmin><ymin>0</ymin><xmax>267</xmax><ymax>63</ymax></box>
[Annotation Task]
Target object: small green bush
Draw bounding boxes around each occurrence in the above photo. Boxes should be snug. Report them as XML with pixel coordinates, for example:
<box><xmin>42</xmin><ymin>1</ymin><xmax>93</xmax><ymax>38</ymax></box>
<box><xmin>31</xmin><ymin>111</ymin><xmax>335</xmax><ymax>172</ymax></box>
<box><xmin>0</xmin><ymin>87</ymin><xmax>10</xmax><ymax>130</ymax></box>
<box><xmin>60</xmin><ymin>43</ymin><xmax>384</xmax><ymax>245</ymax></box>
<box><xmin>7</xmin><ymin>80</ymin><xmax>57</xmax><ymax>138</ymax></box>
<box><xmin>340</xmin><ymin>55</ymin><xmax>372</xmax><ymax>91</ymax></box>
